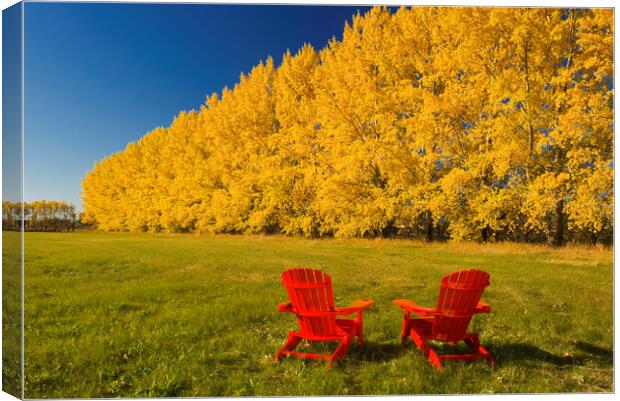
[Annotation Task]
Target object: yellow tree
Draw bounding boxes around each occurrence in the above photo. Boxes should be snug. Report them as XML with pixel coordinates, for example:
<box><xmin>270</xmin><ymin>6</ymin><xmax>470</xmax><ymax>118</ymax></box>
<box><xmin>313</xmin><ymin>7</ymin><xmax>412</xmax><ymax>237</ymax></box>
<box><xmin>80</xmin><ymin>6</ymin><xmax>613</xmax><ymax>244</ymax></box>
<box><xmin>265</xmin><ymin>44</ymin><xmax>323</xmax><ymax>236</ymax></box>
<box><xmin>195</xmin><ymin>58</ymin><xmax>277</xmax><ymax>234</ymax></box>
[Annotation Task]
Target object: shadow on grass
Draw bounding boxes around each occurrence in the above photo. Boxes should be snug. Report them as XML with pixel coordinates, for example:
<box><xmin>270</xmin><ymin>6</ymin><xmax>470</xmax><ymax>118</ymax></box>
<box><xmin>350</xmin><ymin>341</ymin><xmax>405</xmax><ymax>363</ymax></box>
<box><xmin>490</xmin><ymin>343</ymin><xmax>573</xmax><ymax>366</ymax></box>
<box><xmin>489</xmin><ymin>341</ymin><xmax>613</xmax><ymax>368</ymax></box>
<box><xmin>575</xmin><ymin>341</ymin><xmax>613</xmax><ymax>365</ymax></box>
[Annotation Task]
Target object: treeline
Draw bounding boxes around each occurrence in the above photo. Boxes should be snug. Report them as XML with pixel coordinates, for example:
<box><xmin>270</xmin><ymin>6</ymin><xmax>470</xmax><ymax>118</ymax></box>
<box><xmin>82</xmin><ymin>7</ymin><xmax>613</xmax><ymax>245</ymax></box>
<box><xmin>2</xmin><ymin>201</ymin><xmax>78</xmax><ymax>232</ymax></box>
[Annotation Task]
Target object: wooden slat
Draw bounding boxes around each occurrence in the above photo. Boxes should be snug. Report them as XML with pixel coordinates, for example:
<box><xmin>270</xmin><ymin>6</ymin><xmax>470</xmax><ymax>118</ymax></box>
<box><xmin>316</xmin><ymin>270</ymin><xmax>327</xmax><ymax>312</ymax></box>
<box><xmin>324</xmin><ymin>272</ymin><xmax>337</xmax><ymax>334</ymax></box>
<box><xmin>445</xmin><ymin>271</ymin><xmax>460</xmax><ymax>337</ymax></box>
<box><xmin>307</xmin><ymin>269</ymin><xmax>319</xmax><ymax>310</ymax></box>
<box><xmin>313</xmin><ymin>270</ymin><xmax>330</xmax><ymax>335</ymax></box>
<box><xmin>293</xmin><ymin>269</ymin><xmax>311</xmax><ymax>334</ymax></box>
<box><xmin>305</xmin><ymin>269</ymin><xmax>321</xmax><ymax>335</ymax></box>
<box><xmin>454</xmin><ymin>270</ymin><xmax>471</xmax><ymax>314</ymax></box>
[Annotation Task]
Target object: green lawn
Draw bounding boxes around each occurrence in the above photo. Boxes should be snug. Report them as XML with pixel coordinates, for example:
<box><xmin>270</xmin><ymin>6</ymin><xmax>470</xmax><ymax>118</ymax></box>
<box><xmin>3</xmin><ymin>232</ymin><xmax>22</xmax><ymax>398</ymax></box>
<box><xmin>22</xmin><ymin>231</ymin><xmax>613</xmax><ymax>397</ymax></box>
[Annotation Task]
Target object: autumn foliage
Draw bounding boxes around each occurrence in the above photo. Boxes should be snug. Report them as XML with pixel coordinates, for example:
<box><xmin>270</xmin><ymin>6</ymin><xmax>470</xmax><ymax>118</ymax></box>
<box><xmin>81</xmin><ymin>7</ymin><xmax>613</xmax><ymax>245</ymax></box>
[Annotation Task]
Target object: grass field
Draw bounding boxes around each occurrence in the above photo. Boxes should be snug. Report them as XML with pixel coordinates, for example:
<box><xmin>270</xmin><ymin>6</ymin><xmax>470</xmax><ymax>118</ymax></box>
<box><xmin>3</xmin><ymin>232</ymin><xmax>22</xmax><ymax>398</ymax></box>
<box><xmin>21</xmin><ymin>231</ymin><xmax>613</xmax><ymax>397</ymax></box>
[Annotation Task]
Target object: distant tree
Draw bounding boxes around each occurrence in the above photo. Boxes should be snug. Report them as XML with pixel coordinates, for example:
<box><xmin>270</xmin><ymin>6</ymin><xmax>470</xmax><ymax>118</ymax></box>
<box><xmin>2</xmin><ymin>200</ymin><xmax>77</xmax><ymax>232</ymax></box>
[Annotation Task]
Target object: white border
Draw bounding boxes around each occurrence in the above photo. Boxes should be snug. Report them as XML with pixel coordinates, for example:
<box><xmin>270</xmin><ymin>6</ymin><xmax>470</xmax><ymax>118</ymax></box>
<box><xmin>0</xmin><ymin>1</ymin><xmax>616</xmax><ymax>401</ymax></box>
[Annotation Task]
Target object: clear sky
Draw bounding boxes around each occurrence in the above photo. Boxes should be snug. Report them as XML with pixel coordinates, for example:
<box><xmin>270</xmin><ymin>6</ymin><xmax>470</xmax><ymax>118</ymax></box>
<box><xmin>3</xmin><ymin>3</ymin><xmax>21</xmax><ymax>203</ymax></box>
<box><xmin>23</xmin><ymin>2</ymin><xmax>372</xmax><ymax>210</ymax></box>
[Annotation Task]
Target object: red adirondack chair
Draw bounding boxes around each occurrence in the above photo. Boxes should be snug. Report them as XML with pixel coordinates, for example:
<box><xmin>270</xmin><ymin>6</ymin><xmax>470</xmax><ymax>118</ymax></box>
<box><xmin>393</xmin><ymin>269</ymin><xmax>494</xmax><ymax>370</ymax></box>
<box><xmin>275</xmin><ymin>268</ymin><xmax>374</xmax><ymax>367</ymax></box>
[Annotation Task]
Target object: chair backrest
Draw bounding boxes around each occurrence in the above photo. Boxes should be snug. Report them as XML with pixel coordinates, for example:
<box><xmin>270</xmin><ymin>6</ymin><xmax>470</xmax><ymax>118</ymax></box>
<box><xmin>432</xmin><ymin>269</ymin><xmax>490</xmax><ymax>342</ymax></box>
<box><xmin>281</xmin><ymin>268</ymin><xmax>338</xmax><ymax>338</ymax></box>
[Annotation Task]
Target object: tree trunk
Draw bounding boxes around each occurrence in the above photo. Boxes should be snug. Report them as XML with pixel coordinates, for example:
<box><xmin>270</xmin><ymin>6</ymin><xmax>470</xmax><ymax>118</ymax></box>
<box><xmin>481</xmin><ymin>225</ymin><xmax>490</xmax><ymax>242</ymax></box>
<box><xmin>553</xmin><ymin>200</ymin><xmax>566</xmax><ymax>247</ymax></box>
<box><xmin>382</xmin><ymin>220</ymin><xmax>396</xmax><ymax>238</ymax></box>
<box><xmin>425</xmin><ymin>211</ymin><xmax>433</xmax><ymax>242</ymax></box>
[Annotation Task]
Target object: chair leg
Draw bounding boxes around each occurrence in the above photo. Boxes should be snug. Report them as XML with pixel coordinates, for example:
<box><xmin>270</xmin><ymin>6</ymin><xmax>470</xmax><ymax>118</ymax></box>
<box><xmin>274</xmin><ymin>331</ymin><xmax>302</xmax><ymax>363</ymax></box>
<box><xmin>425</xmin><ymin>344</ymin><xmax>443</xmax><ymax>370</ymax></box>
<box><xmin>410</xmin><ymin>328</ymin><xmax>443</xmax><ymax>370</ymax></box>
<box><xmin>409</xmin><ymin>325</ymin><xmax>424</xmax><ymax>351</ymax></box>
<box><xmin>356</xmin><ymin>314</ymin><xmax>364</xmax><ymax>345</ymax></box>
<box><xmin>465</xmin><ymin>333</ymin><xmax>494</xmax><ymax>368</ymax></box>
<box><xmin>327</xmin><ymin>338</ymin><xmax>352</xmax><ymax>368</ymax></box>
<box><xmin>401</xmin><ymin>312</ymin><xmax>411</xmax><ymax>347</ymax></box>
<box><xmin>464</xmin><ymin>333</ymin><xmax>479</xmax><ymax>352</ymax></box>
<box><xmin>484</xmin><ymin>348</ymin><xmax>495</xmax><ymax>368</ymax></box>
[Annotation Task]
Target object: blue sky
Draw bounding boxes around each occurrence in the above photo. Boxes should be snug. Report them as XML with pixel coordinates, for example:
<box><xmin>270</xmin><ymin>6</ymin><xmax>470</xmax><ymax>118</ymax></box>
<box><xmin>23</xmin><ymin>3</ymin><xmax>372</xmax><ymax>210</ymax></box>
<box><xmin>3</xmin><ymin>2</ymin><xmax>21</xmax><ymax>203</ymax></box>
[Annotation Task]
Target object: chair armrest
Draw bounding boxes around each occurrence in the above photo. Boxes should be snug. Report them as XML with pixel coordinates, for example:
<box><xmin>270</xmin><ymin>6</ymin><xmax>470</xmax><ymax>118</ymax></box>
<box><xmin>474</xmin><ymin>301</ymin><xmax>491</xmax><ymax>314</ymax></box>
<box><xmin>392</xmin><ymin>299</ymin><xmax>437</xmax><ymax>317</ymax></box>
<box><xmin>277</xmin><ymin>301</ymin><xmax>295</xmax><ymax>313</ymax></box>
<box><xmin>334</xmin><ymin>299</ymin><xmax>375</xmax><ymax>316</ymax></box>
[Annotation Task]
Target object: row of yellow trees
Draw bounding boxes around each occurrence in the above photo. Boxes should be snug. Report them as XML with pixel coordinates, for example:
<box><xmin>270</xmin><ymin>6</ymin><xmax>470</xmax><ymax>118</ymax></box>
<box><xmin>82</xmin><ymin>7</ymin><xmax>613</xmax><ymax>245</ymax></box>
<box><xmin>2</xmin><ymin>201</ymin><xmax>77</xmax><ymax>232</ymax></box>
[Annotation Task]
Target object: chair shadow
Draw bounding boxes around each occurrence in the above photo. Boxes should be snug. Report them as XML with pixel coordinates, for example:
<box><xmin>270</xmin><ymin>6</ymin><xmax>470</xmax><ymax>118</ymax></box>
<box><xmin>488</xmin><ymin>341</ymin><xmax>613</xmax><ymax>368</ymax></box>
<box><xmin>350</xmin><ymin>341</ymin><xmax>406</xmax><ymax>363</ymax></box>
<box><xmin>575</xmin><ymin>341</ymin><xmax>613</xmax><ymax>365</ymax></box>
<box><xmin>489</xmin><ymin>343</ymin><xmax>572</xmax><ymax>366</ymax></box>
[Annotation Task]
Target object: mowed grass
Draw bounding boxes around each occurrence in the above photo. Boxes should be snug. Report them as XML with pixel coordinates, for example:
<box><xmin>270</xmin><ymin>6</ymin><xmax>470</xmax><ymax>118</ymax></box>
<box><xmin>23</xmin><ymin>231</ymin><xmax>612</xmax><ymax>397</ymax></box>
